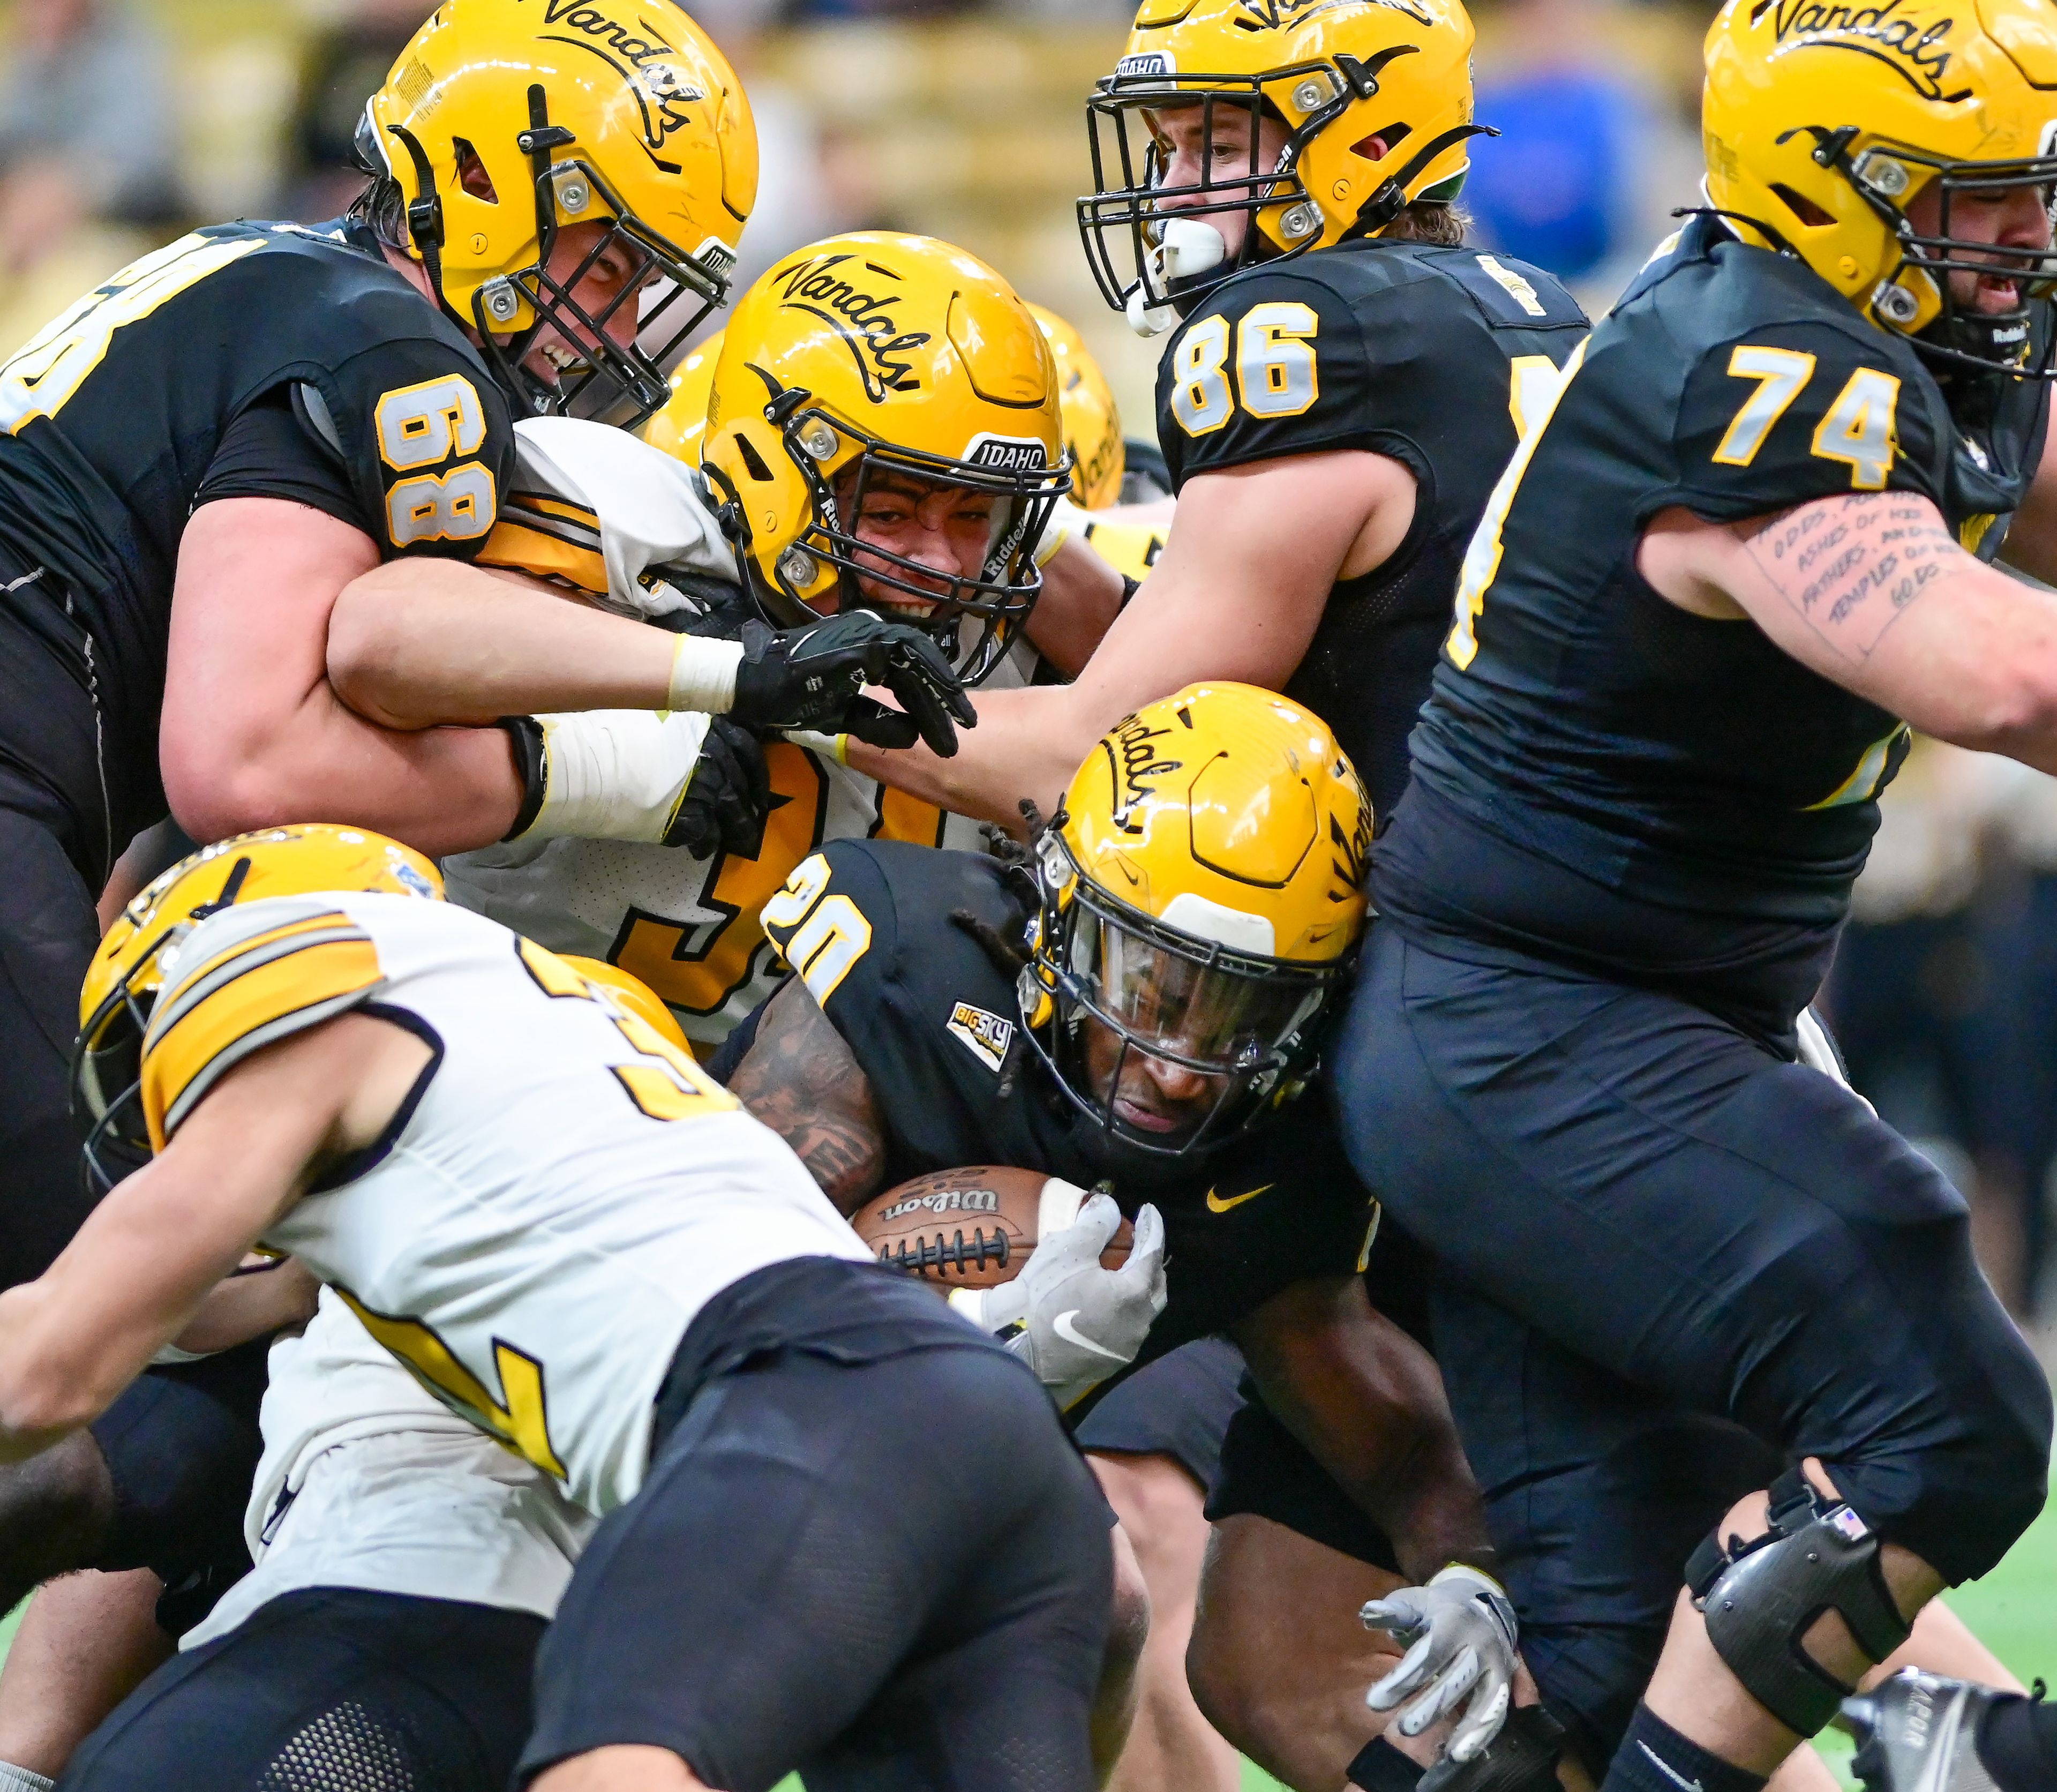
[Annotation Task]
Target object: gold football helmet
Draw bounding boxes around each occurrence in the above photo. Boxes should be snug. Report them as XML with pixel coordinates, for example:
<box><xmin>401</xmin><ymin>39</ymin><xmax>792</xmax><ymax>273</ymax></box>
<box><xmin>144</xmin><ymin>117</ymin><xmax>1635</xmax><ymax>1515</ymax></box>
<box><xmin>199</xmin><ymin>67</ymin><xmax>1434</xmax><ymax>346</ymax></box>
<box><xmin>1704</xmin><ymin>0</ymin><xmax>2057</xmax><ymax>375</ymax></box>
<box><xmin>74</xmin><ymin>826</ymin><xmax>444</xmax><ymax>1191</ymax></box>
<box><xmin>559</xmin><ymin>956</ymin><xmax>690</xmax><ymax>1052</ymax></box>
<box><xmin>358</xmin><ymin>0</ymin><xmax>757</xmax><ymax>424</ymax></box>
<box><xmin>640</xmin><ymin>328</ymin><xmax>724</xmax><ymax>462</ymax></box>
<box><xmin>1022</xmin><ymin>682</ymin><xmax>1370</xmax><ymax>1157</ymax></box>
<box><xmin>1028</xmin><ymin>304</ymin><xmax>1125</xmax><ymax>510</ymax></box>
<box><xmin>701</xmin><ymin>233</ymin><xmax>1072</xmax><ymax>684</ymax></box>
<box><xmin>1080</xmin><ymin>0</ymin><xmax>1483</xmax><ymax>327</ymax></box>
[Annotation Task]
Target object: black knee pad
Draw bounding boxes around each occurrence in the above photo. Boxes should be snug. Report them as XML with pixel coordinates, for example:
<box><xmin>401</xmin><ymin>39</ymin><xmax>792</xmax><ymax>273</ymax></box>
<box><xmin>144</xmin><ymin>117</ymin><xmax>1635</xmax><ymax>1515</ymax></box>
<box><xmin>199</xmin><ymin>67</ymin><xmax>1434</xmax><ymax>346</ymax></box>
<box><xmin>1686</xmin><ymin>1469</ymin><xmax>1912</xmax><ymax>1737</ymax></box>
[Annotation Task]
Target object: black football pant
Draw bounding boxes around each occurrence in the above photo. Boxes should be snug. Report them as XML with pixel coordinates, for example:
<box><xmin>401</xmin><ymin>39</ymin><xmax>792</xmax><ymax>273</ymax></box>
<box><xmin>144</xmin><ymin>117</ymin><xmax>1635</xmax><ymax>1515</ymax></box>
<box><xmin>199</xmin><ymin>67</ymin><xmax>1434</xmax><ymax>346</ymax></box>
<box><xmin>1334</xmin><ymin>927</ymin><xmax>2054</xmax><ymax>1772</ymax></box>
<box><xmin>520</xmin><ymin>1261</ymin><xmax>1113</xmax><ymax>1792</ymax></box>
<box><xmin>0</xmin><ymin>782</ymin><xmax>104</xmax><ymax>1288</ymax></box>
<box><xmin>58</xmin><ymin>1587</ymin><xmax>544</xmax><ymax>1792</ymax></box>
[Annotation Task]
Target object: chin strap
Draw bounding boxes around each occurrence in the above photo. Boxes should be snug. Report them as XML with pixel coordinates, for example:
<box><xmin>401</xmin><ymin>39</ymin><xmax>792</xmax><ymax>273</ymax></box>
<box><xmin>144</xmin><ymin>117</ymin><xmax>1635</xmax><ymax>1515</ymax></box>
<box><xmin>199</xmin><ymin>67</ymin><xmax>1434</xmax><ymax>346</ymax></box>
<box><xmin>1345</xmin><ymin>123</ymin><xmax>1498</xmax><ymax>239</ymax></box>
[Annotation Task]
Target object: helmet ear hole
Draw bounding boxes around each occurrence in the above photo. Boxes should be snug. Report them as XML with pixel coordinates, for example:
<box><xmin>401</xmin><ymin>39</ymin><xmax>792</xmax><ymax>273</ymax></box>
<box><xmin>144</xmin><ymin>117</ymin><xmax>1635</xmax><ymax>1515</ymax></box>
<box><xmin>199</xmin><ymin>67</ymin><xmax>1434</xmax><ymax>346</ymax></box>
<box><xmin>1350</xmin><ymin>122</ymin><xmax>1411</xmax><ymax>161</ymax></box>
<box><xmin>1770</xmin><ymin>183</ymin><xmax>1837</xmax><ymax>228</ymax></box>
<box><xmin>735</xmin><ymin>434</ymin><xmax>776</xmax><ymax>482</ymax></box>
<box><xmin>453</xmin><ymin>139</ymin><xmax>498</xmax><ymax>204</ymax></box>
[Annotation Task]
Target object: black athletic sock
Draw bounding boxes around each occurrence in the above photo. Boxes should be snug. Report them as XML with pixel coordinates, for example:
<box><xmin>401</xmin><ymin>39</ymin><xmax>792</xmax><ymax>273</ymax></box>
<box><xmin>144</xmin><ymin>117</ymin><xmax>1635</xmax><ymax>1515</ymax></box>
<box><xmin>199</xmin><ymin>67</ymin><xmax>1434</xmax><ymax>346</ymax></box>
<box><xmin>1602</xmin><ymin>1704</ymin><xmax>1769</xmax><ymax>1792</ymax></box>
<box><xmin>1979</xmin><ymin>1693</ymin><xmax>2057</xmax><ymax>1792</ymax></box>
<box><xmin>1347</xmin><ymin>1736</ymin><xmax>1428</xmax><ymax>1792</ymax></box>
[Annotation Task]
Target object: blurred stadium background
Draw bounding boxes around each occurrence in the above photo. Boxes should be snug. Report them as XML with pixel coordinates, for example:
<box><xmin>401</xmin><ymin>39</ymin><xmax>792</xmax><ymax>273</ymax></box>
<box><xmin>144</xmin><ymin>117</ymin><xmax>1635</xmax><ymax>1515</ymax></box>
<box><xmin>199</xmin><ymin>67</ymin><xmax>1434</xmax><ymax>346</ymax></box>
<box><xmin>0</xmin><ymin>1</ymin><xmax>2051</xmax><ymax>1785</ymax></box>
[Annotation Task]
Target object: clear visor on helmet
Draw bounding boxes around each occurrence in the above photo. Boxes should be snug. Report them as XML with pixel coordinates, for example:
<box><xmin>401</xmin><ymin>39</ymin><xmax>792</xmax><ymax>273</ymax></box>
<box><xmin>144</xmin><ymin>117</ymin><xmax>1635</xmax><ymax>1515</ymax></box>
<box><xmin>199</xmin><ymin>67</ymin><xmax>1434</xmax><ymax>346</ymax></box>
<box><xmin>1080</xmin><ymin>911</ymin><xmax>1326</xmax><ymax>1071</ymax></box>
<box><xmin>1023</xmin><ymin>865</ymin><xmax>1346</xmax><ymax>1159</ymax></box>
<box><xmin>777</xmin><ymin>407</ymin><xmax>1073</xmax><ymax>685</ymax></box>
<box><xmin>1079</xmin><ymin>73</ymin><xmax>1330</xmax><ymax>319</ymax></box>
<box><xmin>480</xmin><ymin>156</ymin><xmax>738</xmax><ymax>428</ymax></box>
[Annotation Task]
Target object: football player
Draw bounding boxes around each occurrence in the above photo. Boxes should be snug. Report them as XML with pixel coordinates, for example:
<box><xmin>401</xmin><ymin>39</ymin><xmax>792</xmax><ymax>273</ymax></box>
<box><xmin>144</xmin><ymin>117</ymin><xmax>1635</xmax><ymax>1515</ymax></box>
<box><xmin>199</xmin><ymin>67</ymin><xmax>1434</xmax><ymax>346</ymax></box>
<box><xmin>1330</xmin><ymin>2</ymin><xmax>2057</xmax><ymax>1791</ymax></box>
<box><xmin>724</xmin><ymin>684</ymin><xmax>1498</xmax><ymax>1786</ymax></box>
<box><xmin>441</xmin><ymin>231</ymin><xmax>1078</xmax><ymax>1049</ymax></box>
<box><xmin>0</xmin><ymin>823</ymin><xmax>1113</xmax><ymax>1792</ymax></box>
<box><xmin>0</xmin><ymin>0</ymin><xmax>760</xmax><ymax>1297</ymax></box>
<box><xmin>825</xmin><ymin>0</ymin><xmax>1584</xmax><ymax>842</ymax></box>
<box><xmin>0</xmin><ymin>238</ymin><xmax>1102</xmax><ymax>1785</ymax></box>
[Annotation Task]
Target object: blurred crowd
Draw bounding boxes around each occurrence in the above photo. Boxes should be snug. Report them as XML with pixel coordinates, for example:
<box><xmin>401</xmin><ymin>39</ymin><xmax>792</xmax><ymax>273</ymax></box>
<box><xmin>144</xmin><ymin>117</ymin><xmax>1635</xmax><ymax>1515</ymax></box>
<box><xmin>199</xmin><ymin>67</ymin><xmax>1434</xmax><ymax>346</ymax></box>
<box><xmin>4</xmin><ymin>0</ymin><xmax>2052</xmax><ymax>1318</ymax></box>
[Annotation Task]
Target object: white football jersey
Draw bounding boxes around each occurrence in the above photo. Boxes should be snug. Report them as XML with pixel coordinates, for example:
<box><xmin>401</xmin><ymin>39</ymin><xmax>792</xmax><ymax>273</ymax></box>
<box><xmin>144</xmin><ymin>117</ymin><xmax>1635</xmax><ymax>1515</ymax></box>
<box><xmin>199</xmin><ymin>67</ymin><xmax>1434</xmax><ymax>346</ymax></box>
<box><xmin>446</xmin><ymin>414</ymin><xmax>1034</xmax><ymax>1050</ymax></box>
<box><xmin>182</xmin><ymin>1289</ymin><xmax>597</xmax><ymax>1651</ymax></box>
<box><xmin>140</xmin><ymin>890</ymin><xmax>869</xmax><ymax>1515</ymax></box>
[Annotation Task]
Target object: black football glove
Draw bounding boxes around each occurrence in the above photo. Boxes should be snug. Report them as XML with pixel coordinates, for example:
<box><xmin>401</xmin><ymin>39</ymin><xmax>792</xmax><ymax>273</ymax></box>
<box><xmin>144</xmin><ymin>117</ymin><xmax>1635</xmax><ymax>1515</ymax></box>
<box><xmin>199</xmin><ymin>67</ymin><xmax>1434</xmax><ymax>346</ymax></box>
<box><xmin>666</xmin><ymin>717</ymin><xmax>771</xmax><ymax>859</ymax></box>
<box><xmin>730</xmin><ymin>614</ymin><xmax>977</xmax><ymax>758</ymax></box>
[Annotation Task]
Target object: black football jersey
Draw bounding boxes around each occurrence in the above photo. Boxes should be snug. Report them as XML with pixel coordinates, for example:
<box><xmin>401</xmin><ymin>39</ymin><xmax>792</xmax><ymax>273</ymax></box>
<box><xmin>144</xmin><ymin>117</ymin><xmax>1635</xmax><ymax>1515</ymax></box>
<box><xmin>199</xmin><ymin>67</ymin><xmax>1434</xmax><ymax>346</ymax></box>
<box><xmin>760</xmin><ymin>837</ymin><xmax>1384</xmax><ymax>1375</ymax></box>
<box><xmin>1156</xmin><ymin>238</ymin><xmax>1587</xmax><ymax>816</ymax></box>
<box><xmin>0</xmin><ymin>216</ymin><xmax>514</xmax><ymax>865</ymax></box>
<box><xmin>1375</xmin><ymin>215</ymin><xmax>2051</xmax><ymax>1043</ymax></box>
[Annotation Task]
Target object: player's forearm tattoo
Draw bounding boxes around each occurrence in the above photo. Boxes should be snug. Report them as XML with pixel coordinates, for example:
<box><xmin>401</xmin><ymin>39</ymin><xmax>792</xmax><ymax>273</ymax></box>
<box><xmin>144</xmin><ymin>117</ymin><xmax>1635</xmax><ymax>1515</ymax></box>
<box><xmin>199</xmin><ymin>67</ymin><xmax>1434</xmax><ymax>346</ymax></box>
<box><xmin>726</xmin><ymin>980</ymin><xmax>887</xmax><ymax>1216</ymax></box>
<box><xmin>1738</xmin><ymin>492</ymin><xmax>1960</xmax><ymax>661</ymax></box>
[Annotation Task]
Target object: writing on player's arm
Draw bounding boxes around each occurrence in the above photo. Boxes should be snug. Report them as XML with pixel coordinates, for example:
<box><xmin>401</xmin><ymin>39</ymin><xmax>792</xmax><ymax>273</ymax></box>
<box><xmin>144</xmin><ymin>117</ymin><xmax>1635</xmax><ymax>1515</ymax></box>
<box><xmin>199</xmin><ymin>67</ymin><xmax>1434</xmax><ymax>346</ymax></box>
<box><xmin>1233</xmin><ymin>1274</ymin><xmax>1491</xmax><ymax>1587</ymax></box>
<box><xmin>845</xmin><ymin>449</ymin><xmax>1416</xmax><ymax>830</ymax></box>
<box><xmin>724</xmin><ymin>976</ymin><xmax>888</xmax><ymax>1214</ymax></box>
<box><xmin>0</xmin><ymin>1013</ymin><xmax>427</xmax><ymax>1465</ymax></box>
<box><xmin>1640</xmin><ymin>491</ymin><xmax>2057</xmax><ymax>773</ymax></box>
<box><xmin>163</xmin><ymin>499</ymin><xmax>530</xmax><ymax>857</ymax></box>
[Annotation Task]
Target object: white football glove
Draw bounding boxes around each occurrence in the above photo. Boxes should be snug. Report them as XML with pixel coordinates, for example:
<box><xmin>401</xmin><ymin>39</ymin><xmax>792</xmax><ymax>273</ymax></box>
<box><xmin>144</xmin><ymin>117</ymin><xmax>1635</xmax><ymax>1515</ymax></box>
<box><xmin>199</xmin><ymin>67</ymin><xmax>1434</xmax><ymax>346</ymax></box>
<box><xmin>1362</xmin><ymin>1564</ymin><xmax>1521</xmax><ymax>1763</ymax></box>
<box><xmin>507</xmin><ymin>708</ymin><xmax>712</xmax><ymax>845</ymax></box>
<box><xmin>951</xmin><ymin>1188</ymin><xmax>1167</xmax><ymax>1410</ymax></box>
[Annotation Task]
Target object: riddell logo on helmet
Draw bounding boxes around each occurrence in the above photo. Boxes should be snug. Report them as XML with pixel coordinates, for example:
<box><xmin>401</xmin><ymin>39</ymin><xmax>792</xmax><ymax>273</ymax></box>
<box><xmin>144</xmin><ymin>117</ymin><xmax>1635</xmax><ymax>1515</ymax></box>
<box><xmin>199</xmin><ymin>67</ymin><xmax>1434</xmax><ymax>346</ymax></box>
<box><xmin>523</xmin><ymin>1</ymin><xmax>709</xmax><ymax>150</ymax></box>
<box><xmin>1767</xmin><ymin>0</ymin><xmax>1966</xmax><ymax>103</ymax></box>
<box><xmin>774</xmin><ymin>253</ymin><xmax>932</xmax><ymax>402</ymax></box>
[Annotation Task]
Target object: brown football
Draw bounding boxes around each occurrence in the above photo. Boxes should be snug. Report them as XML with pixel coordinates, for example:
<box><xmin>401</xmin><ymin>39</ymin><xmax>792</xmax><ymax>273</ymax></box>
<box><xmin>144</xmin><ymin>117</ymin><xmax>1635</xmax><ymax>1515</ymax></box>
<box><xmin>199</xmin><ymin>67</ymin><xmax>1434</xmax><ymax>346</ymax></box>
<box><xmin>852</xmin><ymin>1166</ymin><xmax>1133</xmax><ymax>1290</ymax></box>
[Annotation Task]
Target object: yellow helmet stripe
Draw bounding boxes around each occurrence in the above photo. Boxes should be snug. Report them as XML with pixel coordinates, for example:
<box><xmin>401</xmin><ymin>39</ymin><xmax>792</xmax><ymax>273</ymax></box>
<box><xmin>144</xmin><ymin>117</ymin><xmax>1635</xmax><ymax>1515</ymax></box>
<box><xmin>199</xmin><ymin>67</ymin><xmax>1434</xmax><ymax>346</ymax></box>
<box><xmin>142</xmin><ymin>917</ymin><xmax>384</xmax><ymax>1149</ymax></box>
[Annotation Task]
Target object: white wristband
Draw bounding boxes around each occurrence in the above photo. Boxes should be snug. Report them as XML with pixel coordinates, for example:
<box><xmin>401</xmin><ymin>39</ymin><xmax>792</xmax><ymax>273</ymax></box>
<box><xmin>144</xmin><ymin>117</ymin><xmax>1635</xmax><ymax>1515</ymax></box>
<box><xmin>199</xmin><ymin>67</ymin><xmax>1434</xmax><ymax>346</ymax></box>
<box><xmin>783</xmin><ymin>728</ymin><xmax>850</xmax><ymax>766</ymax></box>
<box><xmin>665</xmin><ymin>635</ymin><xmax>744</xmax><ymax>716</ymax></box>
<box><xmin>523</xmin><ymin>709</ymin><xmax>710</xmax><ymax>843</ymax></box>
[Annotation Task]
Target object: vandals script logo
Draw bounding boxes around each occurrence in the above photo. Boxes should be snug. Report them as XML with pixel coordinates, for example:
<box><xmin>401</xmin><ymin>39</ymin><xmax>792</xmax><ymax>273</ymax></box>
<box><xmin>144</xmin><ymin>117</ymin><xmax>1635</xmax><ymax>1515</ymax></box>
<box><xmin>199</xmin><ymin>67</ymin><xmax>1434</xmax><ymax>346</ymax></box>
<box><xmin>774</xmin><ymin>252</ymin><xmax>932</xmax><ymax>402</ymax></box>
<box><xmin>1100</xmin><ymin>714</ymin><xmax>1184</xmax><ymax>835</ymax></box>
<box><xmin>526</xmin><ymin>1</ymin><xmax>708</xmax><ymax>154</ymax></box>
<box><xmin>1233</xmin><ymin>0</ymin><xmax>1433</xmax><ymax>31</ymax></box>
<box><xmin>1767</xmin><ymin>0</ymin><xmax>1966</xmax><ymax>103</ymax></box>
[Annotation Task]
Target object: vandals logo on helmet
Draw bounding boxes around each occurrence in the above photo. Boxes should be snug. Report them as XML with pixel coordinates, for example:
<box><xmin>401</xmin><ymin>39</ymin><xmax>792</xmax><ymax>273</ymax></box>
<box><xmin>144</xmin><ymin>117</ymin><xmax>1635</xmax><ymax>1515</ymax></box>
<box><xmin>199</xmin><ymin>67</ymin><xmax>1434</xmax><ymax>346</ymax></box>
<box><xmin>1101</xmin><ymin>713</ymin><xmax>1185</xmax><ymax>835</ymax></box>
<box><xmin>1232</xmin><ymin>0</ymin><xmax>1432</xmax><ymax>30</ymax></box>
<box><xmin>1765</xmin><ymin>0</ymin><xmax>1967</xmax><ymax>103</ymax></box>
<box><xmin>773</xmin><ymin>252</ymin><xmax>932</xmax><ymax>402</ymax></box>
<box><xmin>1329</xmin><ymin>799</ymin><xmax>1370</xmax><ymax>893</ymax></box>
<box><xmin>525</xmin><ymin>0</ymin><xmax>709</xmax><ymax>152</ymax></box>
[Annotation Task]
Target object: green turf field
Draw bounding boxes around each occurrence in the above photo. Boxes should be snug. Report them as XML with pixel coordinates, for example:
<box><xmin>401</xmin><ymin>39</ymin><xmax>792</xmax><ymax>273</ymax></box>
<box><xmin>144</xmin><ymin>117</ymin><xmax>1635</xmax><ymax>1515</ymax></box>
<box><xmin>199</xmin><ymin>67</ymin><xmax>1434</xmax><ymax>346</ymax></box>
<box><xmin>2</xmin><ymin>1478</ymin><xmax>2049</xmax><ymax>1792</ymax></box>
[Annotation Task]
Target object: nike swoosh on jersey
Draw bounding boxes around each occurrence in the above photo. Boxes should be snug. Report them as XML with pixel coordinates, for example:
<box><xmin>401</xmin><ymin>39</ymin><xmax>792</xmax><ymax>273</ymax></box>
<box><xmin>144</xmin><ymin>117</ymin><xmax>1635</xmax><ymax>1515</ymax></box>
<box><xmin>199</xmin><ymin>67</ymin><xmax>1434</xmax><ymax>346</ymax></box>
<box><xmin>1053</xmin><ymin>1311</ymin><xmax>1126</xmax><ymax>1360</ymax></box>
<box><xmin>1205</xmin><ymin>1183</ymin><xmax>1275</xmax><ymax>1214</ymax></box>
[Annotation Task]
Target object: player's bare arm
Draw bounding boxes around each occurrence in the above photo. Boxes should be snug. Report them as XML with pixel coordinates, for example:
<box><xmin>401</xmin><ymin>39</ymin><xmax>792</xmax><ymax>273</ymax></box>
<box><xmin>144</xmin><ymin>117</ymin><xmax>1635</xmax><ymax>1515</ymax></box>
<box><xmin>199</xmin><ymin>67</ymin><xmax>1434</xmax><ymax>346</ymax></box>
<box><xmin>1995</xmin><ymin>405</ymin><xmax>2057</xmax><ymax>586</ymax></box>
<box><xmin>845</xmin><ymin>448</ymin><xmax>1416</xmax><ymax>828</ymax></box>
<box><xmin>326</xmin><ymin>557</ymin><xmax>681</xmax><ymax>729</ymax></box>
<box><xmin>168</xmin><ymin>1256</ymin><xmax>321</xmax><ymax>1360</ymax></box>
<box><xmin>162</xmin><ymin>500</ymin><xmax>531</xmax><ymax>855</ymax></box>
<box><xmin>724</xmin><ymin>977</ymin><xmax>887</xmax><ymax>1213</ymax></box>
<box><xmin>0</xmin><ymin>1012</ymin><xmax>426</xmax><ymax>1464</ymax></box>
<box><xmin>1023</xmin><ymin>534</ymin><xmax>1128</xmax><ymax>678</ymax></box>
<box><xmin>1232</xmin><ymin>1274</ymin><xmax>1490</xmax><ymax>1587</ymax></box>
<box><xmin>1638</xmin><ymin>493</ymin><xmax>2057</xmax><ymax>771</ymax></box>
